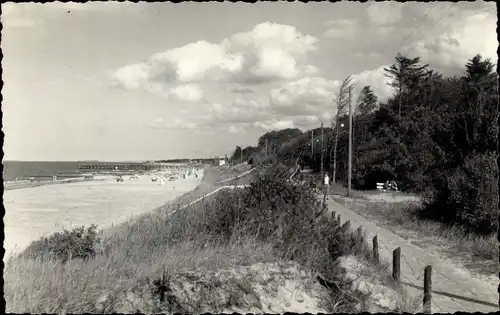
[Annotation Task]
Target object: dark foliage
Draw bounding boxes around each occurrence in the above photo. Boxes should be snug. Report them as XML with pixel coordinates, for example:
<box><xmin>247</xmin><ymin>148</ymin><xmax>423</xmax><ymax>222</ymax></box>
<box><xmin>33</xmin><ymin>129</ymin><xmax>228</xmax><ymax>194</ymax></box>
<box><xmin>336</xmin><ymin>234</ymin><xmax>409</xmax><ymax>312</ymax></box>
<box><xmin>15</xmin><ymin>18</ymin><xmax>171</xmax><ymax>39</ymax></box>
<box><xmin>247</xmin><ymin>53</ymin><xmax>498</xmax><ymax>234</ymax></box>
<box><xmin>21</xmin><ymin>225</ymin><xmax>101</xmax><ymax>263</ymax></box>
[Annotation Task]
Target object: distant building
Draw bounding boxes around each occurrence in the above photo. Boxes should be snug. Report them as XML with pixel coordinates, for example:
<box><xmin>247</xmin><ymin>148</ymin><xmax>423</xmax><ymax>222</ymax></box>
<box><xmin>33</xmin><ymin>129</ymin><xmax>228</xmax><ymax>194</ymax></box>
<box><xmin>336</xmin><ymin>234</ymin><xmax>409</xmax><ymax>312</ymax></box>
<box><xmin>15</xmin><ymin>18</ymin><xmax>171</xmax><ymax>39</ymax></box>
<box><xmin>218</xmin><ymin>158</ymin><xmax>226</xmax><ymax>166</ymax></box>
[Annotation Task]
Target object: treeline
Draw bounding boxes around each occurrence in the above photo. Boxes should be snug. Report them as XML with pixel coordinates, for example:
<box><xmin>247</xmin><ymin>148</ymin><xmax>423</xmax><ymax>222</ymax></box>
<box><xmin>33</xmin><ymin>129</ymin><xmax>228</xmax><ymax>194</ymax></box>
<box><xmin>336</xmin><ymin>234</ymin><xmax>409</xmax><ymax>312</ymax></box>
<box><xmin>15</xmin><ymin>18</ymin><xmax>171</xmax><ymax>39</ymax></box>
<box><xmin>230</xmin><ymin>53</ymin><xmax>498</xmax><ymax>235</ymax></box>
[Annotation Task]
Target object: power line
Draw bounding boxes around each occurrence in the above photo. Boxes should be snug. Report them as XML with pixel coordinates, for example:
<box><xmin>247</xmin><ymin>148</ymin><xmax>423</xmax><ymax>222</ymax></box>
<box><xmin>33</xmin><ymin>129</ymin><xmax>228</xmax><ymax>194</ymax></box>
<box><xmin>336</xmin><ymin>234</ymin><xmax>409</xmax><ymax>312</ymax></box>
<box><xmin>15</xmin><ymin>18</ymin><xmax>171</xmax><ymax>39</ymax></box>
<box><xmin>405</xmin><ymin>3</ymin><xmax>458</xmax><ymax>56</ymax></box>
<box><xmin>394</xmin><ymin>2</ymin><xmax>439</xmax><ymax>54</ymax></box>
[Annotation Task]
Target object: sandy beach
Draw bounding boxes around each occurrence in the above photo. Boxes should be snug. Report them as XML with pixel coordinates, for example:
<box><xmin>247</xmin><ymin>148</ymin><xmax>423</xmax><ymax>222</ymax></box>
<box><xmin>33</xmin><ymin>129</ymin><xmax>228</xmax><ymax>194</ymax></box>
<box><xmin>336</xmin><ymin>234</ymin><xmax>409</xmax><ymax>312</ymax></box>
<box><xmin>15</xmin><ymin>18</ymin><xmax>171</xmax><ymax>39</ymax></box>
<box><xmin>3</xmin><ymin>169</ymin><xmax>203</xmax><ymax>260</ymax></box>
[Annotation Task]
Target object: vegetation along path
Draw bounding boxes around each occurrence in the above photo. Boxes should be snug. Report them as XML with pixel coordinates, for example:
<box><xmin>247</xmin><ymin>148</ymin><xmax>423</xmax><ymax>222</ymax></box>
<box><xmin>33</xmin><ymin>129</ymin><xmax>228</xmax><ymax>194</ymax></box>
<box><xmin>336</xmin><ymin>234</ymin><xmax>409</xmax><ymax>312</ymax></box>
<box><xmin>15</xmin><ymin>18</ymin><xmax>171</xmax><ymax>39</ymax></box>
<box><xmin>325</xmin><ymin>198</ymin><xmax>498</xmax><ymax>313</ymax></box>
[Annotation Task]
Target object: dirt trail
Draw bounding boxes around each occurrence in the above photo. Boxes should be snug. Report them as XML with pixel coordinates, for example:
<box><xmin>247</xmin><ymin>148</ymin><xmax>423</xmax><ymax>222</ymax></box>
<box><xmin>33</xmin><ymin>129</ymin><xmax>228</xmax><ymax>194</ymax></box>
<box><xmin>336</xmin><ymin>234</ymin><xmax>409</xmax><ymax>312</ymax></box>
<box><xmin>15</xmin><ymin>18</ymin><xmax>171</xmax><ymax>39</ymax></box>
<box><xmin>325</xmin><ymin>199</ymin><xmax>498</xmax><ymax>313</ymax></box>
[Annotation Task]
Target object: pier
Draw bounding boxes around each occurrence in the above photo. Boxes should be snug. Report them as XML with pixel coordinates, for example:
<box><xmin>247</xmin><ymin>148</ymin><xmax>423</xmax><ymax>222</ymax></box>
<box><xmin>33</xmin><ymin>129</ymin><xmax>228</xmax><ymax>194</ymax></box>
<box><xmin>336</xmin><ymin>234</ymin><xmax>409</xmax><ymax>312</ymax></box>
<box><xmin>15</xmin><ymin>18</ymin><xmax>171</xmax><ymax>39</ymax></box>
<box><xmin>78</xmin><ymin>162</ymin><xmax>187</xmax><ymax>171</ymax></box>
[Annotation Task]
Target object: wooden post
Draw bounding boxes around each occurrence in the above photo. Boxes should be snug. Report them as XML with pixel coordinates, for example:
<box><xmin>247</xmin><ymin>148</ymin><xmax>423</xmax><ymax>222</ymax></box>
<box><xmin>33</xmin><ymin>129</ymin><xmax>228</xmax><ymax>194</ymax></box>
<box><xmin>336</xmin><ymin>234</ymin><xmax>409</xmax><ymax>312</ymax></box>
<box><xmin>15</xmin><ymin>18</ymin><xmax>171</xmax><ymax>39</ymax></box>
<box><xmin>355</xmin><ymin>226</ymin><xmax>363</xmax><ymax>254</ymax></box>
<box><xmin>393</xmin><ymin>247</ymin><xmax>401</xmax><ymax>282</ymax></box>
<box><xmin>355</xmin><ymin>226</ymin><xmax>363</xmax><ymax>242</ymax></box>
<box><xmin>373</xmin><ymin>236</ymin><xmax>379</xmax><ymax>264</ymax></box>
<box><xmin>337</xmin><ymin>214</ymin><xmax>341</xmax><ymax>225</ymax></box>
<box><xmin>341</xmin><ymin>220</ymin><xmax>350</xmax><ymax>232</ymax></box>
<box><xmin>423</xmin><ymin>265</ymin><xmax>432</xmax><ymax>314</ymax></box>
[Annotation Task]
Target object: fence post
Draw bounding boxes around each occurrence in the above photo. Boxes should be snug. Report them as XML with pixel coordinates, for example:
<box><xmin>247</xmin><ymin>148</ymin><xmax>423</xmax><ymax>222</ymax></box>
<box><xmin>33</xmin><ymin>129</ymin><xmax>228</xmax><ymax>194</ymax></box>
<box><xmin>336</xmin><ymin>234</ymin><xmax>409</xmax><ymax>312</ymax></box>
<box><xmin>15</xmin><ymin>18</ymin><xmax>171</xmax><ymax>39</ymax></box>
<box><xmin>341</xmin><ymin>220</ymin><xmax>351</xmax><ymax>232</ymax></box>
<box><xmin>423</xmin><ymin>265</ymin><xmax>432</xmax><ymax>314</ymax></box>
<box><xmin>331</xmin><ymin>211</ymin><xmax>338</xmax><ymax>225</ymax></box>
<box><xmin>373</xmin><ymin>235</ymin><xmax>379</xmax><ymax>264</ymax></box>
<box><xmin>355</xmin><ymin>226</ymin><xmax>363</xmax><ymax>254</ymax></box>
<box><xmin>393</xmin><ymin>247</ymin><xmax>401</xmax><ymax>282</ymax></box>
<box><xmin>355</xmin><ymin>226</ymin><xmax>363</xmax><ymax>241</ymax></box>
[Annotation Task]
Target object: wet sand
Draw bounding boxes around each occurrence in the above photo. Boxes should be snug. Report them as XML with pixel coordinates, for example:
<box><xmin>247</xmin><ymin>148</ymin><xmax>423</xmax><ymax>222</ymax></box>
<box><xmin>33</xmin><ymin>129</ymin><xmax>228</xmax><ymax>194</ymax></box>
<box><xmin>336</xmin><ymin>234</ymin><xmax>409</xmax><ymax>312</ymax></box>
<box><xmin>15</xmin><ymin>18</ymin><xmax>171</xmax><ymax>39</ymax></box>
<box><xmin>3</xmin><ymin>171</ymin><xmax>203</xmax><ymax>259</ymax></box>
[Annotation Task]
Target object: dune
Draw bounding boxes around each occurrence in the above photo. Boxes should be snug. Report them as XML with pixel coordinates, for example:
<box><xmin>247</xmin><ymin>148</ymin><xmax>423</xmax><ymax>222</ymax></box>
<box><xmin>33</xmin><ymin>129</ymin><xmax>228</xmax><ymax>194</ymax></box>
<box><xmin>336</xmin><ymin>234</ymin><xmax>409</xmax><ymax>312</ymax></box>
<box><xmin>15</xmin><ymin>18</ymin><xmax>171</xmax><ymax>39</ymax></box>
<box><xmin>3</xmin><ymin>169</ymin><xmax>204</xmax><ymax>260</ymax></box>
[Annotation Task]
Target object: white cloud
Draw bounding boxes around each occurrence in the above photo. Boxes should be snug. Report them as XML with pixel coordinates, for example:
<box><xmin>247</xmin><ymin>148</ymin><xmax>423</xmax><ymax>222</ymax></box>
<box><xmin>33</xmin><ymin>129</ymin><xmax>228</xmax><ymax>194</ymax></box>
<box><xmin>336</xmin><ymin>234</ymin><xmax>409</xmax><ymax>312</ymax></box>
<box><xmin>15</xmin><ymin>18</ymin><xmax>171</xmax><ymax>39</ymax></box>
<box><xmin>111</xmin><ymin>22</ymin><xmax>319</xmax><ymax>97</ymax></box>
<box><xmin>227</xmin><ymin>125</ymin><xmax>246</xmax><ymax>134</ymax></box>
<box><xmin>112</xmin><ymin>63</ymin><xmax>151</xmax><ymax>90</ymax></box>
<box><xmin>205</xmin><ymin>65</ymin><xmax>398</xmax><ymax>132</ymax></box>
<box><xmin>168</xmin><ymin>84</ymin><xmax>204</xmax><ymax>103</ymax></box>
<box><xmin>150</xmin><ymin>40</ymin><xmax>244</xmax><ymax>83</ymax></box>
<box><xmin>405</xmin><ymin>11</ymin><xmax>497</xmax><ymax>68</ymax></box>
<box><xmin>351</xmin><ymin>65</ymin><xmax>395</xmax><ymax>103</ymax></box>
<box><xmin>366</xmin><ymin>2</ymin><xmax>405</xmax><ymax>26</ymax></box>
<box><xmin>269</xmin><ymin>76</ymin><xmax>341</xmax><ymax>117</ymax></box>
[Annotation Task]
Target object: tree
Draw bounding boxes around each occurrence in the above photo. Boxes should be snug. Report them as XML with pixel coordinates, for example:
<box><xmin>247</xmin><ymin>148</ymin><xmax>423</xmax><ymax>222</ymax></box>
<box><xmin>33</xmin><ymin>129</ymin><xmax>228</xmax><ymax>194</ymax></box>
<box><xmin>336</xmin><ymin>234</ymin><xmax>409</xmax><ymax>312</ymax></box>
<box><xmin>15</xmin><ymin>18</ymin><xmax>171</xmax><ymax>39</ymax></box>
<box><xmin>355</xmin><ymin>86</ymin><xmax>378</xmax><ymax>117</ymax></box>
<box><xmin>331</xmin><ymin>76</ymin><xmax>353</xmax><ymax>183</ymax></box>
<box><xmin>384</xmin><ymin>53</ymin><xmax>430</xmax><ymax>118</ymax></box>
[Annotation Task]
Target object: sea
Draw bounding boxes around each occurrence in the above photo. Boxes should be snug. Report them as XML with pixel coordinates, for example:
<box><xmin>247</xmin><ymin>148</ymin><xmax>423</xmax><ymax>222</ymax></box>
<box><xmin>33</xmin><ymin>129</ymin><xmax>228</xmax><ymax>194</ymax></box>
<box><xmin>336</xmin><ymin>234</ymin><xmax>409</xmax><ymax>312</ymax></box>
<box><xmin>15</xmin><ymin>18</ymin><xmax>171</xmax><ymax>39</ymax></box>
<box><xmin>2</xmin><ymin>161</ymin><xmax>135</xmax><ymax>182</ymax></box>
<box><xmin>2</xmin><ymin>161</ymin><xmax>193</xmax><ymax>183</ymax></box>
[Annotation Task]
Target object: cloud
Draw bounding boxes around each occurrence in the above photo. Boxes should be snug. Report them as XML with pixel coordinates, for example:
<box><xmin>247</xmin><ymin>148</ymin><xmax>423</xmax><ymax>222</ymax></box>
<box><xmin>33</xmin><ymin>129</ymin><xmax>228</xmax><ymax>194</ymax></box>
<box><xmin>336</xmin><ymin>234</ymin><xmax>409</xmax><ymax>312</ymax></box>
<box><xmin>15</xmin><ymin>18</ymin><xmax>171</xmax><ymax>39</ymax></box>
<box><xmin>254</xmin><ymin>119</ymin><xmax>296</xmax><ymax>131</ymax></box>
<box><xmin>203</xmin><ymin>76</ymin><xmax>342</xmax><ymax>132</ymax></box>
<box><xmin>110</xmin><ymin>66</ymin><xmax>204</xmax><ymax>103</ymax></box>
<box><xmin>226</xmin><ymin>125</ymin><xmax>247</xmax><ymax>134</ymax></box>
<box><xmin>231</xmin><ymin>87</ymin><xmax>255</xmax><ymax>94</ymax></box>
<box><xmin>321</xmin><ymin>2</ymin><xmax>495</xmax><ymax>76</ymax></box>
<box><xmin>149</xmin><ymin>117</ymin><xmax>201</xmax><ymax>130</ymax></box>
<box><xmin>168</xmin><ymin>84</ymin><xmax>204</xmax><ymax>103</ymax></box>
<box><xmin>351</xmin><ymin>66</ymin><xmax>395</xmax><ymax>103</ymax></box>
<box><xmin>203</xmin><ymin>64</ymin><xmax>399</xmax><ymax>133</ymax></box>
<box><xmin>269</xmin><ymin>76</ymin><xmax>341</xmax><ymax>117</ymax></box>
<box><xmin>111</xmin><ymin>22</ymin><xmax>319</xmax><ymax>97</ymax></box>
<box><xmin>404</xmin><ymin>10</ymin><xmax>497</xmax><ymax>68</ymax></box>
<box><xmin>210</xmin><ymin>98</ymin><xmax>270</xmax><ymax>125</ymax></box>
<box><xmin>322</xmin><ymin>19</ymin><xmax>359</xmax><ymax>39</ymax></box>
<box><xmin>366</xmin><ymin>2</ymin><xmax>405</xmax><ymax>26</ymax></box>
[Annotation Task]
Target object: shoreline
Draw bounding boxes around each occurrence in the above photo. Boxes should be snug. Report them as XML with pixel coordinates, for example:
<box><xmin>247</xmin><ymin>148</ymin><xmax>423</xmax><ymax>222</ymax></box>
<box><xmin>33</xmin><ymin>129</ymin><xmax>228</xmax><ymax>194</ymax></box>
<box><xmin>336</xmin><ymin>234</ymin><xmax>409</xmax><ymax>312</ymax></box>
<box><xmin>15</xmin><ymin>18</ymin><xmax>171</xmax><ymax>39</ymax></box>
<box><xmin>4</xmin><ymin>168</ymin><xmax>205</xmax><ymax>260</ymax></box>
<box><xmin>4</xmin><ymin>177</ymin><xmax>111</xmax><ymax>191</ymax></box>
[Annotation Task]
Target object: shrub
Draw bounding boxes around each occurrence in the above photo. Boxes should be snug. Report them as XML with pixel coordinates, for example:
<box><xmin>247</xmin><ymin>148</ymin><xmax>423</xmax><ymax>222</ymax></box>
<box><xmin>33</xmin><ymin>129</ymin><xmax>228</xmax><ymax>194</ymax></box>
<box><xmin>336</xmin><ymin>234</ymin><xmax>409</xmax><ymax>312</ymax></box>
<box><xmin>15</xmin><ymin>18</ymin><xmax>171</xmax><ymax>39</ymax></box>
<box><xmin>446</xmin><ymin>151</ymin><xmax>498</xmax><ymax>234</ymax></box>
<box><xmin>192</xmin><ymin>173</ymin><xmax>352</xmax><ymax>275</ymax></box>
<box><xmin>21</xmin><ymin>224</ymin><xmax>101</xmax><ymax>263</ymax></box>
<box><xmin>421</xmin><ymin>151</ymin><xmax>498</xmax><ymax>234</ymax></box>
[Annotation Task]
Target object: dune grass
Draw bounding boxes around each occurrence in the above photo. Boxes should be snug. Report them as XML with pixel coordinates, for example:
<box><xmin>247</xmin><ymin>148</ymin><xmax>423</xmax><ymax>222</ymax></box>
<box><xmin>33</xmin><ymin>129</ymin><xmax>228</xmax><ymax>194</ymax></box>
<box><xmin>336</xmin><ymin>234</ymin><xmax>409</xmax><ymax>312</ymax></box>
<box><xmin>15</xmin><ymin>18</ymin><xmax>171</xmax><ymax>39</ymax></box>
<box><xmin>5</xmin><ymin>166</ymin><xmax>417</xmax><ymax>313</ymax></box>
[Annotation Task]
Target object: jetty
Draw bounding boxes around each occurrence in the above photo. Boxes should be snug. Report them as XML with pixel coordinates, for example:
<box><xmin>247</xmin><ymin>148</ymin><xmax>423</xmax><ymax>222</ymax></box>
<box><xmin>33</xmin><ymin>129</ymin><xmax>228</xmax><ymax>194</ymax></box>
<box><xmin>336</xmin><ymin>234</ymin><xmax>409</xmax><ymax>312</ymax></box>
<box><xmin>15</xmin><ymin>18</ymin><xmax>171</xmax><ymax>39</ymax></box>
<box><xmin>78</xmin><ymin>162</ymin><xmax>185</xmax><ymax>171</ymax></box>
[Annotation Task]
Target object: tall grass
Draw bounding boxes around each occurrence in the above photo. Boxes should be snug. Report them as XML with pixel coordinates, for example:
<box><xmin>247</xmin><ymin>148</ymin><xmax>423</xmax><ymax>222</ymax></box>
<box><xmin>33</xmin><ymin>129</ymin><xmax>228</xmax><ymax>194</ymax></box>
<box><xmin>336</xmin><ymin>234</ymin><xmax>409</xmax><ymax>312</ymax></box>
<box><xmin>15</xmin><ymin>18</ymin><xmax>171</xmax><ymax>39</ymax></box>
<box><xmin>5</xmin><ymin>167</ymin><xmax>413</xmax><ymax>313</ymax></box>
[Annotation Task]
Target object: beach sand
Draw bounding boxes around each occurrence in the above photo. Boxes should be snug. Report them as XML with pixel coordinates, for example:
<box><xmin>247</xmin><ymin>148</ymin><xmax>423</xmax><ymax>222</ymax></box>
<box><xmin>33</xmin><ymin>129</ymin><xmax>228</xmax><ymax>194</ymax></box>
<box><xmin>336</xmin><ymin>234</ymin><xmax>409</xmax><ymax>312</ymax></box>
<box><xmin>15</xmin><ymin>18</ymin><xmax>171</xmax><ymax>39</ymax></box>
<box><xmin>3</xmin><ymin>170</ymin><xmax>203</xmax><ymax>260</ymax></box>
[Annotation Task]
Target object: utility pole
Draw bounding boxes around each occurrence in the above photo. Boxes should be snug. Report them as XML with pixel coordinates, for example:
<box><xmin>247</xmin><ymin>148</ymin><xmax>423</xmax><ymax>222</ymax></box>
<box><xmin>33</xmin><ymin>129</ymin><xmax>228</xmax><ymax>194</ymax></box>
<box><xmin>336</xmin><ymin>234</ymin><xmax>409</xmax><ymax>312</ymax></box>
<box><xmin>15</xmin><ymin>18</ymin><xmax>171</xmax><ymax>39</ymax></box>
<box><xmin>320</xmin><ymin>121</ymin><xmax>324</xmax><ymax>188</ymax></box>
<box><xmin>311</xmin><ymin>130</ymin><xmax>314</xmax><ymax>158</ymax></box>
<box><xmin>348</xmin><ymin>87</ymin><xmax>353</xmax><ymax>197</ymax></box>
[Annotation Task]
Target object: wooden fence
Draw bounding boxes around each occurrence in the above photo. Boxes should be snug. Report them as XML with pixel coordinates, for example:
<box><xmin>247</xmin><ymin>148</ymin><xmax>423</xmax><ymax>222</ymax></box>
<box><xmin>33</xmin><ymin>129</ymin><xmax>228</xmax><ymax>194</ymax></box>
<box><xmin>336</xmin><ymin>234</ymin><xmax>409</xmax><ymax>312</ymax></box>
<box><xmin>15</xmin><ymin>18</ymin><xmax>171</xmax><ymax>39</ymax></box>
<box><xmin>331</xmin><ymin>210</ymin><xmax>434</xmax><ymax>314</ymax></box>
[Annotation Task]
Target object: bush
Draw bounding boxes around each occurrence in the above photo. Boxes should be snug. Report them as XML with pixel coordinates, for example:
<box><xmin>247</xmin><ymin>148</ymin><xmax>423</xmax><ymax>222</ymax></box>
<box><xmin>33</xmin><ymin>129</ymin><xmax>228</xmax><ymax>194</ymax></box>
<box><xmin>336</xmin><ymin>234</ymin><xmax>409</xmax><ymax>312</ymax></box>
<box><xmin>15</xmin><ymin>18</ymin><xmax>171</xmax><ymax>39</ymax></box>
<box><xmin>21</xmin><ymin>225</ymin><xmax>101</xmax><ymax>263</ymax></box>
<box><xmin>421</xmin><ymin>151</ymin><xmax>498</xmax><ymax>234</ymax></box>
<box><xmin>446</xmin><ymin>151</ymin><xmax>498</xmax><ymax>234</ymax></box>
<box><xmin>155</xmin><ymin>171</ymin><xmax>355</xmax><ymax>280</ymax></box>
<box><xmin>201</xmin><ymin>175</ymin><xmax>353</xmax><ymax>273</ymax></box>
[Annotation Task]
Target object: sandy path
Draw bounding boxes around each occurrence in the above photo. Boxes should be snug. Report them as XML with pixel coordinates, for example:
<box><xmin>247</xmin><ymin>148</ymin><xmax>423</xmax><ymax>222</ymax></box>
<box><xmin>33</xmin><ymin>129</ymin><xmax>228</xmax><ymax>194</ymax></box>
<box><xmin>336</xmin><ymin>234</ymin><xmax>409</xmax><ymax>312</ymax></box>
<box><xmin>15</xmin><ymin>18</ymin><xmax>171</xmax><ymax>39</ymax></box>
<box><xmin>325</xmin><ymin>199</ymin><xmax>498</xmax><ymax>313</ymax></box>
<box><xmin>3</xmin><ymin>172</ymin><xmax>202</xmax><ymax>259</ymax></box>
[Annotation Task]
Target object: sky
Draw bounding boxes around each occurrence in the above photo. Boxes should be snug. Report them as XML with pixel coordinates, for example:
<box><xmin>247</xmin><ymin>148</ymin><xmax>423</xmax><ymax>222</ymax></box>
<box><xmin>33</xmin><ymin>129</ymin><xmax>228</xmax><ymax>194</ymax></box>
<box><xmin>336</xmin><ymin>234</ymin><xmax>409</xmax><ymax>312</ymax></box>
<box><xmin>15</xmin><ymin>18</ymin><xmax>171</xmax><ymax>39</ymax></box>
<box><xmin>1</xmin><ymin>1</ymin><xmax>497</xmax><ymax>161</ymax></box>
